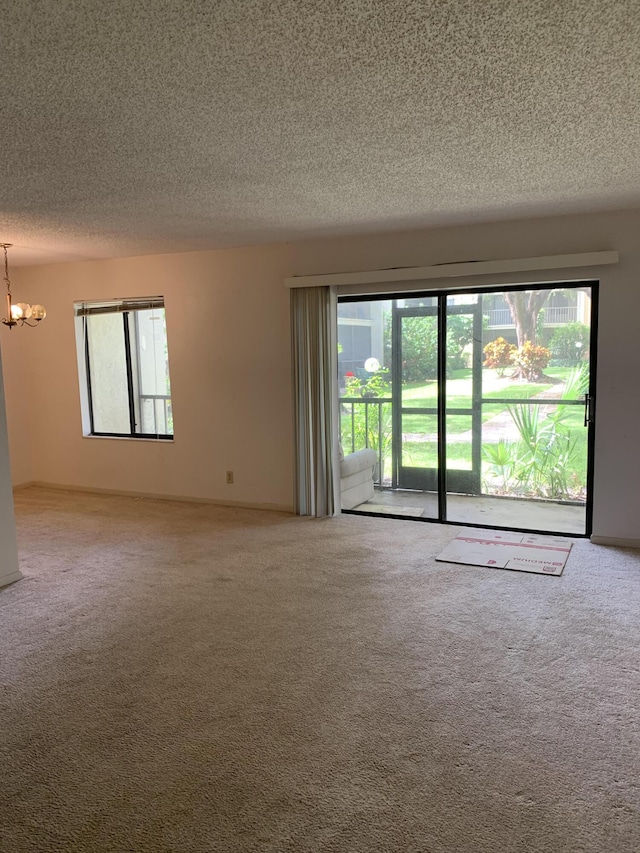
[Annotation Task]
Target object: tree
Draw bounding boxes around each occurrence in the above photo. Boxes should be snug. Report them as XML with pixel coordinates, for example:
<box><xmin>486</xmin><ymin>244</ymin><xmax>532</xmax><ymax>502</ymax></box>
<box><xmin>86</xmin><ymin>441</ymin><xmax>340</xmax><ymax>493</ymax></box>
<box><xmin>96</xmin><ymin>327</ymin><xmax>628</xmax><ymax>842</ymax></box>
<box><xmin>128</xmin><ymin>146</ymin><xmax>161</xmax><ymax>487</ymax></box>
<box><xmin>502</xmin><ymin>290</ymin><xmax>553</xmax><ymax>380</ymax></box>
<box><xmin>503</xmin><ymin>290</ymin><xmax>550</xmax><ymax>348</ymax></box>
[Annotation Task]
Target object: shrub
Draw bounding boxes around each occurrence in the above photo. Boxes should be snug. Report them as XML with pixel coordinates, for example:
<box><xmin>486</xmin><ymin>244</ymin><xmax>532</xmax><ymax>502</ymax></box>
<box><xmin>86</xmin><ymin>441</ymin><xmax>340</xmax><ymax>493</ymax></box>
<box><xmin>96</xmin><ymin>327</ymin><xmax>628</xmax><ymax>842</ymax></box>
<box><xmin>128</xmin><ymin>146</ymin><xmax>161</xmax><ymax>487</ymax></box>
<box><xmin>361</xmin><ymin>367</ymin><xmax>391</xmax><ymax>398</ymax></box>
<box><xmin>384</xmin><ymin>313</ymin><xmax>473</xmax><ymax>382</ymax></box>
<box><xmin>549</xmin><ymin>322</ymin><xmax>589</xmax><ymax>361</ymax></box>
<box><xmin>512</xmin><ymin>341</ymin><xmax>551</xmax><ymax>380</ymax></box>
<box><xmin>343</xmin><ymin>367</ymin><xmax>390</xmax><ymax>398</ymax></box>
<box><xmin>483</xmin><ymin>337</ymin><xmax>516</xmax><ymax>375</ymax></box>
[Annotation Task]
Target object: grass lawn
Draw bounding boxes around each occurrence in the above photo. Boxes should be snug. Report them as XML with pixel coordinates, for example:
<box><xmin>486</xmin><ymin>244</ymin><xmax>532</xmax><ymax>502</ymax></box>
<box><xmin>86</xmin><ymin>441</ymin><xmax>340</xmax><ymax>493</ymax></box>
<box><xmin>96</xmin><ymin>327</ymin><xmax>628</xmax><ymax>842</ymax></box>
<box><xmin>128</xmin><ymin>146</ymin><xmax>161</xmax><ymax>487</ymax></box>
<box><xmin>401</xmin><ymin>367</ymin><xmax>567</xmax><ymax>435</ymax></box>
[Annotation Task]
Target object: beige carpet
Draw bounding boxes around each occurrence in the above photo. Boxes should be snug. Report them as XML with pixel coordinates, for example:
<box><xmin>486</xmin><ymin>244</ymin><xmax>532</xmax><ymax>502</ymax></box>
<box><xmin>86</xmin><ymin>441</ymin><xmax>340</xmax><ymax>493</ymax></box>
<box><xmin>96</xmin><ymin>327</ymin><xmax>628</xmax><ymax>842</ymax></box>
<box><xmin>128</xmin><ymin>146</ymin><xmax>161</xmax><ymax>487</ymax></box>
<box><xmin>1</xmin><ymin>487</ymin><xmax>639</xmax><ymax>853</ymax></box>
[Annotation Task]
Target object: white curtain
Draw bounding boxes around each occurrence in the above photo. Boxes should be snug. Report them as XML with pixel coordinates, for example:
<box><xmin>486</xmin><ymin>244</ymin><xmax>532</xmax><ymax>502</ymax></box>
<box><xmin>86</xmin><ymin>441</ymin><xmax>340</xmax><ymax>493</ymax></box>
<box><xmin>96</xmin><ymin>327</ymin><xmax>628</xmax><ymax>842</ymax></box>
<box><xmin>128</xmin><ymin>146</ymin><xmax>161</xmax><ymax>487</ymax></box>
<box><xmin>291</xmin><ymin>286</ymin><xmax>339</xmax><ymax>517</ymax></box>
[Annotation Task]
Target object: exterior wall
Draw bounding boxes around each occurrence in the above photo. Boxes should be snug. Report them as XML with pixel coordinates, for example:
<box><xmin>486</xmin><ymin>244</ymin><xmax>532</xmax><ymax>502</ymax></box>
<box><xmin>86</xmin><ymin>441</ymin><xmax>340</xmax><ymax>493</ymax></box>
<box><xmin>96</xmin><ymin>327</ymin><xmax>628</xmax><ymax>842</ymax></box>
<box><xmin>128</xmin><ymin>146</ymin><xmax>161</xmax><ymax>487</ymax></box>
<box><xmin>2</xmin><ymin>206</ymin><xmax>640</xmax><ymax>539</ymax></box>
<box><xmin>337</xmin><ymin>300</ymin><xmax>386</xmax><ymax>377</ymax></box>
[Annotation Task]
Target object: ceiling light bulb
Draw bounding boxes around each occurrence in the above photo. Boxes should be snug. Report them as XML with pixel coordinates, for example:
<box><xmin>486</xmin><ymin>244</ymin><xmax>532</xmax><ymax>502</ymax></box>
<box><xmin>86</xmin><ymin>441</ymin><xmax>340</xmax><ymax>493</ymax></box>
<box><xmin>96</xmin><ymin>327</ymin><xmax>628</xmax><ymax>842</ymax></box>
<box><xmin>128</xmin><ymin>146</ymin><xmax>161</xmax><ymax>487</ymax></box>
<box><xmin>31</xmin><ymin>304</ymin><xmax>46</xmax><ymax>321</ymax></box>
<box><xmin>1</xmin><ymin>244</ymin><xmax>47</xmax><ymax>330</ymax></box>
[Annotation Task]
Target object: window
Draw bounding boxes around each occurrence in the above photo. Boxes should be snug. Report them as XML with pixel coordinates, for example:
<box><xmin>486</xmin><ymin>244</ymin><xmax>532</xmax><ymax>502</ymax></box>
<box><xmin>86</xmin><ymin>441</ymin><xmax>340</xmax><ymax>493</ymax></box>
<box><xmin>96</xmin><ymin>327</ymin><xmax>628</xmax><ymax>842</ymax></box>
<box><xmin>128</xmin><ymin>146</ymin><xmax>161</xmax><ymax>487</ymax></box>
<box><xmin>74</xmin><ymin>298</ymin><xmax>173</xmax><ymax>439</ymax></box>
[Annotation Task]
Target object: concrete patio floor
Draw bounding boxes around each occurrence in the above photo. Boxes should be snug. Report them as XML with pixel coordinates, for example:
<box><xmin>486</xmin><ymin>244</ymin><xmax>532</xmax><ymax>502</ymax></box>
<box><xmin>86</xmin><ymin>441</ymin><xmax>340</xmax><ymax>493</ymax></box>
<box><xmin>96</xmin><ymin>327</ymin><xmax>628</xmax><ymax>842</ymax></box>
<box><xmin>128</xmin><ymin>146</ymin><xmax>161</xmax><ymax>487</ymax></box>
<box><xmin>350</xmin><ymin>488</ymin><xmax>586</xmax><ymax>536</ymax></box>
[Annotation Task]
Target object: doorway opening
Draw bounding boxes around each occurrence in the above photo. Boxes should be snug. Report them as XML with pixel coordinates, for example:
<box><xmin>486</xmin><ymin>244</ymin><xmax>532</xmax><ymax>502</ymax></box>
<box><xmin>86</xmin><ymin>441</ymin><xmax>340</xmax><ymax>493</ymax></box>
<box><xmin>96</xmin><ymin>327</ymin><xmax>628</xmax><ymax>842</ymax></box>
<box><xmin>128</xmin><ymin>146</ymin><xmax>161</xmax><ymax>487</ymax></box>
<box><xmin>337</xmin><ymin>282</ymin><xmax>597</xmax><ymax>536</ymax></box>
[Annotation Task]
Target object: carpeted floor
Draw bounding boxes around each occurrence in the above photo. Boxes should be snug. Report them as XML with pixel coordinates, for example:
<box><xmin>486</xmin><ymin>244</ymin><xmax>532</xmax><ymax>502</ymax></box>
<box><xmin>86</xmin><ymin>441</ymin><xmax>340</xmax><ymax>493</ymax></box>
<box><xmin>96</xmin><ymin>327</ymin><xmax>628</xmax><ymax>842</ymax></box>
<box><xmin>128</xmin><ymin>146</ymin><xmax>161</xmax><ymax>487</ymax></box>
<box><xmin>1</xmin><ymin>486</ymin><xmax>639</xmax><ymax>853</ymax></box>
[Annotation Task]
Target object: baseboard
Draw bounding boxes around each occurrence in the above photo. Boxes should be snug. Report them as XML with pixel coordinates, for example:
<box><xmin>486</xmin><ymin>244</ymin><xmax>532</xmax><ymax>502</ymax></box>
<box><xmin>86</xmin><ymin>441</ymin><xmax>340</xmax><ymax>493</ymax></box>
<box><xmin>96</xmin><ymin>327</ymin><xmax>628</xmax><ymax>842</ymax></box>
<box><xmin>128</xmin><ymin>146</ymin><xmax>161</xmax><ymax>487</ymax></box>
<box><xmin>24</xmin><ymin>481</ymin><xmax>293</xmax><ymax>514</ymax></box>
<box><xmin>590</xmin><ymin>535</ymin><xmax>640</xmax><ymax>548</ymax></box>
<box><xmin>0</xmin><ymin>570</ymin><xmax>23</xmax><ymax>589</ymax></box>
<box><xmin>12</xmin><ymin>481</ymin><xmax>36</xmax><ymax>491</ymax></box>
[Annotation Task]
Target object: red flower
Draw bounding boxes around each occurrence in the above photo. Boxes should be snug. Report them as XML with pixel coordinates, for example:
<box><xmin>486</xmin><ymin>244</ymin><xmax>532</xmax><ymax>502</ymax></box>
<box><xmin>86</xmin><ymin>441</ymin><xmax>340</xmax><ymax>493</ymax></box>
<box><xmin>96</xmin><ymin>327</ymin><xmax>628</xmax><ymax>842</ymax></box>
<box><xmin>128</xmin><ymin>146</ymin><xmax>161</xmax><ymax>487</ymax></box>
<box><xmin>345</xmin><ymin>371</ymin><xmax>355</xmax><ymax>377</ymax></box>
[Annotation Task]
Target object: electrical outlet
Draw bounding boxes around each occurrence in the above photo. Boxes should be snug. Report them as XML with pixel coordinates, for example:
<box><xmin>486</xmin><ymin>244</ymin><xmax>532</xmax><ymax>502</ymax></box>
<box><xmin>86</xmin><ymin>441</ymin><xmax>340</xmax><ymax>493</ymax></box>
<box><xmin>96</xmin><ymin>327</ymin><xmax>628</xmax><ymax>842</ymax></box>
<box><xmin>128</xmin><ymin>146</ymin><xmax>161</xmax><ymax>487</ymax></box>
<box><xmin>226</xmin><ymin>470</ymin><xmax>234</xmax><ymax>484</ymax></box>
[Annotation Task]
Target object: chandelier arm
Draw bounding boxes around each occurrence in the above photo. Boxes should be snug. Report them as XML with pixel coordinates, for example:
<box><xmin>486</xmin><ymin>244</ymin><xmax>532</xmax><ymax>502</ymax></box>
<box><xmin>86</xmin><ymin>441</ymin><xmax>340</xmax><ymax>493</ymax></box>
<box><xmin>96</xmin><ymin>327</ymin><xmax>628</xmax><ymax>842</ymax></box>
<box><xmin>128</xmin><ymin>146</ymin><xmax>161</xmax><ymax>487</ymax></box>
<box><xmin>0</xmin><ymin>243</ymin><xmax>46</xmax><ymax>329</ymax></box>
<box><xmin>3</xmin><ymin>244</ymin><xmax>9</xmax><ymax>288</ymax></box>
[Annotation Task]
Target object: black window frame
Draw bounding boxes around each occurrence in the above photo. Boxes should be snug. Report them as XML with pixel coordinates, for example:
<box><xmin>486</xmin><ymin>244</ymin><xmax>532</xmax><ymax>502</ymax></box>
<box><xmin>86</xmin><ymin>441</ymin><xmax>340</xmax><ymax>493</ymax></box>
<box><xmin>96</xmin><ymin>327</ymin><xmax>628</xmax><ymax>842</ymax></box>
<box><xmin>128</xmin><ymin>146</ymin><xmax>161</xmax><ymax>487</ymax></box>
<box><xmin>76</xmin><ymin>298</ymin><xmax>174</xmax><ymax>441</ymax></box>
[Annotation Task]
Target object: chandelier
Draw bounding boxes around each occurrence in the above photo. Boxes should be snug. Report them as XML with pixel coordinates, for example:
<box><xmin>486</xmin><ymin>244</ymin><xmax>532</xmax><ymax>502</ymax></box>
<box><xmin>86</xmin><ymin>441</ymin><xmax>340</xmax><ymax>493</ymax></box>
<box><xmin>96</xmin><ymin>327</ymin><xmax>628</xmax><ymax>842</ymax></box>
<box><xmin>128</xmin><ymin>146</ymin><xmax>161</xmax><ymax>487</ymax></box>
<box><xmin>1</xmin><ymin>243</ymin><xmax>46</xmax><ymax>329</ymax></box>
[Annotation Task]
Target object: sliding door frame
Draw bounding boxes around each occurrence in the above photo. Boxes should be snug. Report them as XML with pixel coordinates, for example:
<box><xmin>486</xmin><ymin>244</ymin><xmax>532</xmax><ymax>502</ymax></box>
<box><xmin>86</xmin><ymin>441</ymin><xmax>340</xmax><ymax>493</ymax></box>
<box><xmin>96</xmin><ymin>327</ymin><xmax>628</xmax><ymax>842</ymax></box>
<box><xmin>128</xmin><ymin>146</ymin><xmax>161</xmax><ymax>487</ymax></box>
<box><xmin>339</xmin><ymin>279</ymin><xmax>599</xmax><ymax>538</ymax></box>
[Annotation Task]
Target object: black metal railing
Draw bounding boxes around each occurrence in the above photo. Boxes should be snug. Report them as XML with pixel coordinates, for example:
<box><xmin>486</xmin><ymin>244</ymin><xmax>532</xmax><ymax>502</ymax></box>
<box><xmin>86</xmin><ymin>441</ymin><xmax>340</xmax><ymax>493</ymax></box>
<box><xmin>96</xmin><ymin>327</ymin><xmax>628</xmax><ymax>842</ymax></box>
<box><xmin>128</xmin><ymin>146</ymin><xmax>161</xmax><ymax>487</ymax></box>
<box><xmin>339</xmin><ymin>397</ymin><xmax>392</xmax><ymax>485</ymax></box>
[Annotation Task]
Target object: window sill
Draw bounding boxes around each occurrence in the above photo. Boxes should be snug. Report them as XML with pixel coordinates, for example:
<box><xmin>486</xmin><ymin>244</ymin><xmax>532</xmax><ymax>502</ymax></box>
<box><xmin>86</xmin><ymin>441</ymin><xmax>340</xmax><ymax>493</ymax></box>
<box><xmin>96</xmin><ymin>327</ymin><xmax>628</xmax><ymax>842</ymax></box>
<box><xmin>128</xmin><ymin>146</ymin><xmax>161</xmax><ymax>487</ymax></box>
<box><xmin>82</xmin><ymin>434</ymin><xmax>174</xmax><ymax>443</ymax></box>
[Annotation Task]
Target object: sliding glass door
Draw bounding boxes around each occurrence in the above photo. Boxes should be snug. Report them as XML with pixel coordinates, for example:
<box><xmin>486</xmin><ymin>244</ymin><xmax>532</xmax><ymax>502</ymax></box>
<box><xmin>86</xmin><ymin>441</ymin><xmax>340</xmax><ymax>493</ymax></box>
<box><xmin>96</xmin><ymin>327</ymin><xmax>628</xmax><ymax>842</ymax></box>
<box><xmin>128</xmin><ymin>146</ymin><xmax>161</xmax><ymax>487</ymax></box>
<box><xmin>392</xmin><ymin>300</ymin><xmax>439</xmax><ymax>519</ymax></box>
<box><xmin>337</xmin><ymin>282</ymin><xmax>597</xmax><ymax>536</ymax></box>
<box><xmin>445</xmin><ymin>284</ymin><xmax>595</xmax><ymax>534</ymax></box>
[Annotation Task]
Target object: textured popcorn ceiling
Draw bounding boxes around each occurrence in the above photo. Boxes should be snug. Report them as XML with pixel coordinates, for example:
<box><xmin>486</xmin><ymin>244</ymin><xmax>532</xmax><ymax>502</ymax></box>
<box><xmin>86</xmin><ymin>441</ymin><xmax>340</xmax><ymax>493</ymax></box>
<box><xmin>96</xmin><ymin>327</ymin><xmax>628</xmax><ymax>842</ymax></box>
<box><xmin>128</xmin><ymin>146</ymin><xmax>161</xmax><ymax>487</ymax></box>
<box><xmin>2</xmin><ymin>0</ymin><xmax>640</xmax><ymax>265</ymax></box>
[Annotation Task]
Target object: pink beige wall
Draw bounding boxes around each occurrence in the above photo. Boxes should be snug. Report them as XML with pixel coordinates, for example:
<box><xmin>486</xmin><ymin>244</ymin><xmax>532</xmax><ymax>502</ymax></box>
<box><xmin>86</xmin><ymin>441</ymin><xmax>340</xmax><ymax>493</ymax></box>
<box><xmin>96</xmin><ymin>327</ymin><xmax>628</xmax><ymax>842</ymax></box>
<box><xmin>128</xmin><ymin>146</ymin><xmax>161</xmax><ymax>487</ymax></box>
<box><xmin>4</xmin><ymin>243</ymin><xmax>294</xmax><ymax>509</ymax></box>
<box><xmin>0</xmin><ymin>343</ymin><xmax>21</xmax><ymax>586</ymax></box>
<box><xmin>0</xmin><ymin>328</ymin><xmax>33</xmax><ymax>486</ymax></box>
<box><xmin>3</xmin><ymin>207</ymin><xmax>640</xmax><ymax>541</ymax></box>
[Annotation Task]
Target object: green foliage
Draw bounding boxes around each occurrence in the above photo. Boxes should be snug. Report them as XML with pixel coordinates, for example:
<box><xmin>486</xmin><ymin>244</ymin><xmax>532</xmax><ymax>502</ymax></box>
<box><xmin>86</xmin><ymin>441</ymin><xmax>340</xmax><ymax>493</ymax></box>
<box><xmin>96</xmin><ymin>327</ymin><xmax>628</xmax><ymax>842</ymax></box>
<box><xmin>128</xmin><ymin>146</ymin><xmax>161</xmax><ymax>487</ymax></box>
<box><xmin>512</xmin><ymin>341</ymin><xmax>551</xmax><ymax>380</ymax></box>
<box><xmin>344</xmin><ymin>373</ymin><xmax>362</xmax><ymax>396</ymax></box>
<box><xmin>482</xmin><ymin>367</ymin><xmax>588</xmax><ymax>499</ymax></box>
<box><xmin>340</xmin><ymin>400</ymin><xmax>393</xmax><ymax>483</ymax></box>
<box><xmin>560</xmin><ymin>363</ymin><xmax>589</xmax><ymax>400</ymax></box>
<box><xmin>362</xmin><ymin>367</ymin><xmax>391</xmax><ymax>398</ymax></box>
<box><xmin>341</xmin><ymin>367</ymin><xmax>392</xmax><ymax>482</ymax></box>
<box><xmin>549</xmin><ymin>322</ymin><xmax>589</xmax><ymax>361</ymax></box>
<box><xmin>344</xmin><ymin>367</ymin><xmax>391</xmax><ymax>398</ymax></box>
<box><xmin>402</xmin><ymin>316</ymin><xmax>438</xmax><ymax>380</ymax></box>
<box><xmin>506</xmin><ymin>402</ymin><xmax>580</xmax><ymax>498</ymax></box>
<box><xmin>483</xmin><ymin>337</ymin><xmax>516</xmax><ymax>376</ymax></box>
<box><xmin>384</xmin><ymin>314</ymin><xmax>473</xmax><ymax>382</ymax></box>
<box><xmin>548</xmin><ymin>358</ymin><xmax>580</xmax><ymax>367</ymax></box>
<box><xmin>483</xmin><ymin>440</ymin><xmax>516</xmax><ymax>491</ymax></box>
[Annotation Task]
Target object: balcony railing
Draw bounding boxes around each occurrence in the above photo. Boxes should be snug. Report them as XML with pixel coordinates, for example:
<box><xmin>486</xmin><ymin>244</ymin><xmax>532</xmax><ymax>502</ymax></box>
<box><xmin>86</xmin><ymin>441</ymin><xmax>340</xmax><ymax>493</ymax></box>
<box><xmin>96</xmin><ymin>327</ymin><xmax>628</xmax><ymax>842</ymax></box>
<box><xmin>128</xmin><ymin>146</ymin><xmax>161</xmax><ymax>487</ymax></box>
<box><xmin>544</xmin><ymin>306</ymin><xmax>577</xmax><ymax>325</ymax></box>
<box><xmin>340</xmin><ymin>397</ymin><xmax>392</xmax><ymax>486</ymax></box>
<box><xmin>488</xmin><ymin>305</ymin><xmax>577</xmax><ymax>328</ymax></box>
<box><xmin>139</xmin><ymin>394</ymin><xmax>173</xmax><ymax>435</ymax></box>
<box><xmin>487</xmin><ymin>308</ymin><xmax>512</xmax><ymax>327</ymax></box>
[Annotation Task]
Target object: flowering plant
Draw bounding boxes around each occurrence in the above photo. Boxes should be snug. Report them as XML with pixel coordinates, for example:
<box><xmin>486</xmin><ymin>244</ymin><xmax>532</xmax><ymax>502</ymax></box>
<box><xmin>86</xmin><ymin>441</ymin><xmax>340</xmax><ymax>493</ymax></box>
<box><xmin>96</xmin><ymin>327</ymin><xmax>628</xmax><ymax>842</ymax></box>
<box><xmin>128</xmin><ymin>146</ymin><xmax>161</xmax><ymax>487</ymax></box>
<box><xmin>483</xmin><ymin>337</ymin><xmax>516</xmax><ymax>376</ymax></box>
<box><xmin>512</xmin><ymin>341</ymin><xmax>551</xmax><ymax>380</ymax></box>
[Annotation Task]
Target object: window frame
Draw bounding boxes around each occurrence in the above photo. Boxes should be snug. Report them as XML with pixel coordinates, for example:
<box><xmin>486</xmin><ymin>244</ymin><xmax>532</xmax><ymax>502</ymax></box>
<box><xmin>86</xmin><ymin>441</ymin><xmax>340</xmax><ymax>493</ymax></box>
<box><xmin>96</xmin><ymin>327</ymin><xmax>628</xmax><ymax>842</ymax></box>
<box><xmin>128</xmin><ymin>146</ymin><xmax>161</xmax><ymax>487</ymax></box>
<box><xmin>75</xmin><ymin>298</ymin><xmax>174</xmax><ymax>441</ymax></box>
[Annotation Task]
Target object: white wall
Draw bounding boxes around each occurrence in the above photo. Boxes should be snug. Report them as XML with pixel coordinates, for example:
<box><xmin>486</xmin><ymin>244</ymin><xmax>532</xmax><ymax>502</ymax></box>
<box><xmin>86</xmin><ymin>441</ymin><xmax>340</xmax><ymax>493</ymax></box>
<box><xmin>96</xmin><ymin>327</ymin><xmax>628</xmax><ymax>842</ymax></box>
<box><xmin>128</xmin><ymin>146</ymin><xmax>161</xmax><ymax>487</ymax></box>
<box><xmin>0</xmin><ymin>327</ymin><xmax>33</xmax><ymax>486</ymax></box>
<box><xmin>0</xmin><ymin>340</ymin><xmax>22</xmax><ymax>587</ymax></box>
<box><xmin>3</xmin><ymin>207</ymin><xmax>640</xmax><ymax>539</ymax></box>
<box><xmin>6</xmin><ymin>243</ymin><xmax>294</xmax><ymax>509</ymax></box>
